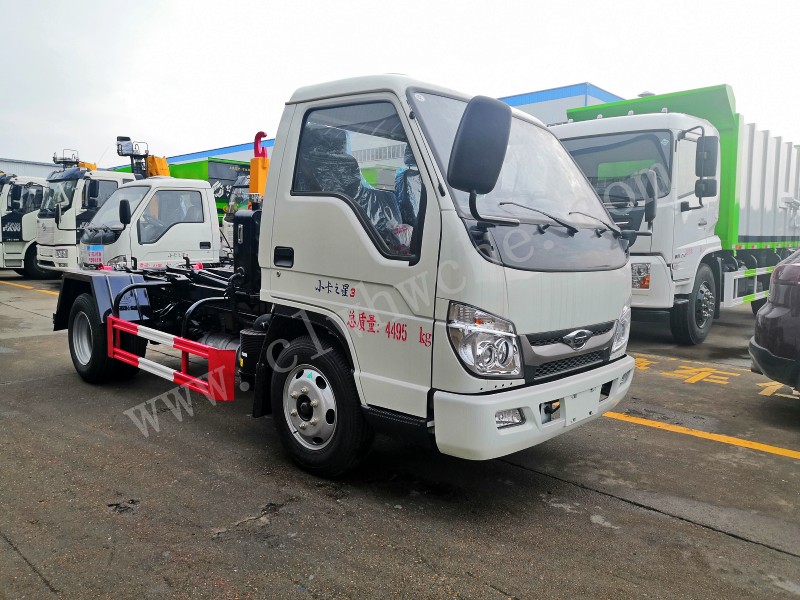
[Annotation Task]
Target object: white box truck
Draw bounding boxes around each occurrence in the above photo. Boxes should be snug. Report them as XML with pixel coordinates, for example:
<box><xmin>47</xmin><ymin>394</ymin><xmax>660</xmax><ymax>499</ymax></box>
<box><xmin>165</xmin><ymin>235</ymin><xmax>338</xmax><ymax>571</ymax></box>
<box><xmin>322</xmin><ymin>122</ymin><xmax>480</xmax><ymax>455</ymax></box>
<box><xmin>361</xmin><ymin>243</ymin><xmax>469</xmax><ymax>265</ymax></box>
<box><xmin>553</xmin><ymin>85</ymin><xmax>799</xmax><ymax>344</ymax></box>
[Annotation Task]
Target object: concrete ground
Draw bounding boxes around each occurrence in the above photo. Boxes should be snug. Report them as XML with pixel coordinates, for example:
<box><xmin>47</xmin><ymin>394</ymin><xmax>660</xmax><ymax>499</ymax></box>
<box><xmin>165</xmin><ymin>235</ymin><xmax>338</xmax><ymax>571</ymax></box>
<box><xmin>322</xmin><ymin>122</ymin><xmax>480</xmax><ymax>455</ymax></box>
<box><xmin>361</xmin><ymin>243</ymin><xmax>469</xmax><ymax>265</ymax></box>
<box><xmin>0</xmin><ymin>270</ymin><xmax>798</xmax><ymax>599</ymax></box>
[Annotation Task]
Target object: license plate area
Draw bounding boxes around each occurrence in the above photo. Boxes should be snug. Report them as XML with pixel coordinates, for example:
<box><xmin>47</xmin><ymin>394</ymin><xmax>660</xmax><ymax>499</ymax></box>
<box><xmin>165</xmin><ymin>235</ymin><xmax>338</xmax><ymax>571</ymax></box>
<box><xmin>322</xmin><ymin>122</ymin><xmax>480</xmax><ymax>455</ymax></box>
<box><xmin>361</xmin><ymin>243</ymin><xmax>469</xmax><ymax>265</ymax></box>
<box><xmin>87</xmin><ymin>245</ymin><xmax>103</xmax><ymax>264</ymax></box>
<box><xmin>564</xmin><ymin>387</ymin><xmax>601</xmax><ymax>426</ymax></box>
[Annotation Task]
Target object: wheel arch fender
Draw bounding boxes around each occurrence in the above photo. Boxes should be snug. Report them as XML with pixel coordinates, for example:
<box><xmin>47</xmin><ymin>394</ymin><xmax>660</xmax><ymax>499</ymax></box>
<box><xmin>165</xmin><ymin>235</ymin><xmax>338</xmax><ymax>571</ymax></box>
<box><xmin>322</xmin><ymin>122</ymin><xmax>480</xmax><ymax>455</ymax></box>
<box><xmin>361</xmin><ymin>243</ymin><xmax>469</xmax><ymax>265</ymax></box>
<box><xmin>252</xmin><ymin>304</ymin><xmax>359</xmax><ymax>418</ymax></box>
<box><xmin>699</xmin><ymin>252</ymin><xmax>723</xmax><ymax>319</ymax></box>
<box><xmin>53</xmin><ymin>272</ymin><xmax>150</xmax><ymax>331</ymax></box>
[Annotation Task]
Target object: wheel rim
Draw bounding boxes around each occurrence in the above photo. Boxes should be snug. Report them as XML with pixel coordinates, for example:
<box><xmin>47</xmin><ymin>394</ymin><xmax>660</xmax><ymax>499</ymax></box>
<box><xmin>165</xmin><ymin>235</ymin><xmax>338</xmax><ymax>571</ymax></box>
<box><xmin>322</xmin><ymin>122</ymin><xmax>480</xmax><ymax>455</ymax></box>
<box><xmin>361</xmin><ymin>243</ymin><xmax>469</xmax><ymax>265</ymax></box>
<box><xmin>72</xmin><ymin>312</ymin><xmax>93</xmax><ymax>365</ymax></box>
<box><xmin>695</xmin><ymin>281</ymin><xmax>714</xmax><ymax>329</ymax></box>
<box><xmin>282</xmin><ymin>364</ymin><xmax>337</xmax><ymax>450</ymax></box>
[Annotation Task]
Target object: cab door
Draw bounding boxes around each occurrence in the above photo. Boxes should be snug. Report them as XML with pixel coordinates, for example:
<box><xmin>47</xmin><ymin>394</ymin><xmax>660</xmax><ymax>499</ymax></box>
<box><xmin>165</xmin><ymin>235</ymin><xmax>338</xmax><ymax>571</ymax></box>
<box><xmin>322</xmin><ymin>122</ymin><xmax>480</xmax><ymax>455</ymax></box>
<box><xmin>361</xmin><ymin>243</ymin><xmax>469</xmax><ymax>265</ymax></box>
<box><xmin>133</xmin><ymin>188</ymin><xmax>216</xmax><ymax>267</ymax></box>
<box><xmin>268</xmin><ymin>95</ymin><xmax>442</xmax><ymax>418</ymax></box>
<box><xmin>673</xmin><ymin>138</ymin><xmax>713</xmax><ymax>257</ymax></box>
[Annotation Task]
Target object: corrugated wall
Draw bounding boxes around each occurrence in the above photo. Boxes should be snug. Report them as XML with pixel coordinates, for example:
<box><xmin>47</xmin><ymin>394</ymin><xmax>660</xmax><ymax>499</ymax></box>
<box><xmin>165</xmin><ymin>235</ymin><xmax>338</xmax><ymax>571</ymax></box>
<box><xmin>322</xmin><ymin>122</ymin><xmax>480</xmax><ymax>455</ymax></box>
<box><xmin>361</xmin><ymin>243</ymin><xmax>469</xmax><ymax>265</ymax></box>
<box><xmin>736</xmin><ymin>121</ymin><xmax>800</xmax><ymax>246</ymax></box>
<box><xmin>0</xmin><ymin>159</ymin><xmax>57</xmax><ymax>178</ymax></box>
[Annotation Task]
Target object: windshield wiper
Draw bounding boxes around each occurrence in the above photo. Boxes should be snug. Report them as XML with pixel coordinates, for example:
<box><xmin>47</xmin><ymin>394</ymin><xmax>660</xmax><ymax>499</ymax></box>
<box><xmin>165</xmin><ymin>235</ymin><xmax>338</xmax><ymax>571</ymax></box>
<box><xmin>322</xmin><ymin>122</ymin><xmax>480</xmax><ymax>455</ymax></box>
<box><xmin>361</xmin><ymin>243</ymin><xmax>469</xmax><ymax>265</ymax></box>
<box><xmin>568</xmin><ymin>211</ymin><xmax>621</xmax><ymax>237</ymax></box>
<box><xmin>498</xmin><ymin>202</ymin><xmax>578</xmax><ymax>235</ymax></box>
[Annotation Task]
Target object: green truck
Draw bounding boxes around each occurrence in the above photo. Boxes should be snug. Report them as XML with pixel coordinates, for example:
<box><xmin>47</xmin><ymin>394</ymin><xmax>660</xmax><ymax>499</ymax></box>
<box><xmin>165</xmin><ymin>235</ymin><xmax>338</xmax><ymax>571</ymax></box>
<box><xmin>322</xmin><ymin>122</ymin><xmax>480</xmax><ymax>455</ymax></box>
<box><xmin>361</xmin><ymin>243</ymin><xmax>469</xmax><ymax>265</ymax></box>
<box><xmin>554</xmin><ymin>86</ymin><xmax>800</xmax><ymax>344</ymax></box>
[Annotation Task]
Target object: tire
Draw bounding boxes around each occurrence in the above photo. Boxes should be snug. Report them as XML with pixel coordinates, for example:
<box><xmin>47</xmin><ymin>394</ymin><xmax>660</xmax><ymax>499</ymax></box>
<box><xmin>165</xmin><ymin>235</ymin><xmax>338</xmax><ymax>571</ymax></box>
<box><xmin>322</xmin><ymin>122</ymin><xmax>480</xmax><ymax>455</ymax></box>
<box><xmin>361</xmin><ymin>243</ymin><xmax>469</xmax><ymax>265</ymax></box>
<box><xmin>68</xmin><ymin>293</ymin><xmax>146</xmax><ymax>383</ymax></box>
<box><xmin>670</xmin><ymin>263</ymin><xmax>716</xmax><ymax>345</ymax></box>
<box><xmin>270</xmin><ymin>335</ymin><xmax>373</xmax><ymax>477</ymax></box>
<box><xmin>23</xmin><ymin>244</ymin><xmax>58</xmax><ymax>280</ymax></box>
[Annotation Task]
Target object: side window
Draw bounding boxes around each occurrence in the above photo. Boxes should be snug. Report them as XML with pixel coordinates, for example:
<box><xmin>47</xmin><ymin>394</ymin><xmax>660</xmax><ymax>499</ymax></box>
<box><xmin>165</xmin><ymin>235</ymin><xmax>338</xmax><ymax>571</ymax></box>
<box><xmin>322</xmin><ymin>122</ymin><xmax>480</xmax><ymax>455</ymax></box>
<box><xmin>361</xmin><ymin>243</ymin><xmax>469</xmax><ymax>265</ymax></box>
<box><xmin>94</xmin><ymin>180</ymin><xmax>119</xmax><ymax>207</ymax></box>
<box><xmin>676</xmin><ymin>140</ymin><xmax>697</xmax><ymax>198</ymax></box>
<box><xmin>138</xmin><ymin>190</ymin><xmax>204</xmax><ymax>244</ymax></box>
<box><xmin>23</xmin><ymin>185</ymin><xmax>44</xmax><ymax>212</ymax></box>
<box><xmin>293</xmin><ymin>101</ymin><xmax>422</xmax><ymax>257</ymax></box>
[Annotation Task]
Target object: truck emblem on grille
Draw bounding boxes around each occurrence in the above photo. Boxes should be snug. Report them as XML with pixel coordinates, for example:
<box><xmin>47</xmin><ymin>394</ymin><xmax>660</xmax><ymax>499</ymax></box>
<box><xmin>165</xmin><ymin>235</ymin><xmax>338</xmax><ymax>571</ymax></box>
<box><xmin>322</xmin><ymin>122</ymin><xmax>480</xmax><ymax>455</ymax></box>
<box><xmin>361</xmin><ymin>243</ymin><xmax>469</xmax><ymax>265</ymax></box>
<box><xmin>562</xmin><ymin>329</ymin><xmax>593</xmax><ymax>350</ymax></box>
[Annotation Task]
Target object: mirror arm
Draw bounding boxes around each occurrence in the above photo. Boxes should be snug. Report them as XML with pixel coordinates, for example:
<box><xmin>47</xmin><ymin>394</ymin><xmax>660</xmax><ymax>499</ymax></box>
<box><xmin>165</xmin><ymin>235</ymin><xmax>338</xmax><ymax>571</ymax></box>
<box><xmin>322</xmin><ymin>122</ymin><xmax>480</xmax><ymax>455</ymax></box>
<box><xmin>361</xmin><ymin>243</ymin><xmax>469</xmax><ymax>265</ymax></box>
<box><xmin>468</xmin><ymin>191</ymin><xmax>520</xmax><ymax>227</ymax></box>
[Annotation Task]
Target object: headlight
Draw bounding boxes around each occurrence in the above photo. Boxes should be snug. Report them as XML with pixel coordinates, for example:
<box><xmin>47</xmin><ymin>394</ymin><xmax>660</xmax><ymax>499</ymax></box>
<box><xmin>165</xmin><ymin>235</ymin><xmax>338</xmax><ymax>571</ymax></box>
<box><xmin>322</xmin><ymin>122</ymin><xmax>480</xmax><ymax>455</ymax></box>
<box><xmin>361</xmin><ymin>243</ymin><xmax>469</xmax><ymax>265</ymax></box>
<box><xmin>107</xmin><ymin>255</ymin><xmax>128</xmax><ymax>267</ymax></box>
<box><xmin>448</xmin><ymin>303</ymin><xmax>521</xmax><ymax>377</ymax></box>
<box><xmin>610</xmin><ymin>300</ymin><xmax>631</xmax><ymax>360</ymax></box>
<box><xmin>631</xmin><ymin>263</ymin><xmax>650</xmax><ymax>289</ymax></box>
<box><xmin>55</xmin><ymin>249</ymin><xmax>68</xmax><ymax>258</ymax></box>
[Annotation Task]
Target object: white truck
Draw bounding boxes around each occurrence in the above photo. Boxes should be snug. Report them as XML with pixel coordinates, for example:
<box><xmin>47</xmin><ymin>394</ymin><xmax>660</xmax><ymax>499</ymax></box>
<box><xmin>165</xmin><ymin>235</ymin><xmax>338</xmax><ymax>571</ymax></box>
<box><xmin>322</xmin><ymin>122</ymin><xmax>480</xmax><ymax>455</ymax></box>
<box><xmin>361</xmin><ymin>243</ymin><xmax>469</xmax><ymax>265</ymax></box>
<box><xmin>0</xmin><ymin>173</ymin><xmax>52</xmax><ymax>278</ymax></box>
<box><xmin>37</xmin><ymin>155</ymin><xmax>134</xmax><ymax>272</ymax></box>
<box><xmin>78</xmin><ymin>177</ymin><xmax>222</xmax><ymax>270</ymax></box>
<box><xmin>554</xmin><ymin>85</ymin><xmax>800</xmax><ymax>344</ymax></box>
<box><xmin>53</xmin><ymin>76</ymin><xmax>635</xmax><ymax>476</ymax></box>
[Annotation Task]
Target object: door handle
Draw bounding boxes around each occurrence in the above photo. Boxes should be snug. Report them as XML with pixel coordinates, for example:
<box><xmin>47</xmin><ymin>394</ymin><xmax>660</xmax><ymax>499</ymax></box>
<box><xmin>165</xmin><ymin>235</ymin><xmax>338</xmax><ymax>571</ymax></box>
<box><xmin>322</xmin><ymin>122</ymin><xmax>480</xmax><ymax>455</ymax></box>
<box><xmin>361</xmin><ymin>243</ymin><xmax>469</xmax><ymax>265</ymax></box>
<box><xmin>274</xmin><ymin>246</ymin><xmax>294</xmax><ymax>268</ymax></box>
<box><xmin>698</xmin><ymin>219</ymin><xmax>708</xmax><ymax>227</ymax></box>
<box><xmin>199</xmin><ymin>241</ymin><xmax>211</xmax><ymax>249</ymax></box>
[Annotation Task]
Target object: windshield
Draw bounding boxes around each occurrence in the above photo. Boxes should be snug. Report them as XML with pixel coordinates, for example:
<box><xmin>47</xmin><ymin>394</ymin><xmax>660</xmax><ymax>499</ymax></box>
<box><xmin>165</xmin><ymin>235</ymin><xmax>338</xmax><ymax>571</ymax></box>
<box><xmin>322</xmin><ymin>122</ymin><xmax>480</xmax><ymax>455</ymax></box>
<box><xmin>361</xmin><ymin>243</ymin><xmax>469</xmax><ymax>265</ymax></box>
<box><xmin>225</xmin><ymin>184</ymin><xmax>250</xmax><ymax>222</ymax></box>
<box><xmin>88</xmin><ymin>185</ymin><xmax>149</xmax><ymax>229</ymax></box>
<box><xmin>560</xmin><ymin>131</ymin><xmax>672</xmax><ymax>208</ymax></box>
<box><xmin>41</xmin><ymin>179</ymin><xmax>78</xmax><ymax>214</ymax></box>
<box><xmin>408</xmin><ymin>92</ymin><xmax>608</xmax><ymax>228</ymax></box>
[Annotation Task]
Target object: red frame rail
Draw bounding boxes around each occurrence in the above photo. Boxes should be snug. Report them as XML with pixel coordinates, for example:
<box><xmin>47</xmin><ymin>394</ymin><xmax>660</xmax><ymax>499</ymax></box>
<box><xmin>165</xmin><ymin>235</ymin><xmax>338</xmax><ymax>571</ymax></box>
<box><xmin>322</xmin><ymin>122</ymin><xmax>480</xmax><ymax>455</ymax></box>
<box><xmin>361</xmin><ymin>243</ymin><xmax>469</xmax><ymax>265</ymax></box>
<box><xmin>107</xmin><ymin>315</ymin><xmax>236</xmax><ymax>402</ymax></box>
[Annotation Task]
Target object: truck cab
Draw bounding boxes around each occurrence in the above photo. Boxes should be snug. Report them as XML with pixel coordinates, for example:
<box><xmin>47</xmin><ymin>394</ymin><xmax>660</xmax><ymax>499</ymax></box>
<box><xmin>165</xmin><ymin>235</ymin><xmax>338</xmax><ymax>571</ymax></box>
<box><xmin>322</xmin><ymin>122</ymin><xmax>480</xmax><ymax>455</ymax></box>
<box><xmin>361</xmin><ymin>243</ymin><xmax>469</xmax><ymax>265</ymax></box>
<box><xmin>78</xmin><ymin>177</ymin><xmax>221</xmax><ymax>269</ymax></box>
<box><xmin>0</xmin><ymin>174</ymin><xmax>51</xmax><ymax>278</ymax></box>
<box><xmin>37</xmin><ymin>168</ymin><xmax>134</xmax><ymax>271</ymax></box>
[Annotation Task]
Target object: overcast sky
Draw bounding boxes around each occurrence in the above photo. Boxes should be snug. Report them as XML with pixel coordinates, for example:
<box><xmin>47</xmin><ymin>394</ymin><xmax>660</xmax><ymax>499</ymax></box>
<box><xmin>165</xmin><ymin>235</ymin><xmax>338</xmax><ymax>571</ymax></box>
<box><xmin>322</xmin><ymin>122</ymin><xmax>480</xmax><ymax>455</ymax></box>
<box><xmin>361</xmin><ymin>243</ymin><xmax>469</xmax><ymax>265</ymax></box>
<box><xmin>1</xmin><ymin>0</ymin><xmax>798</xmax><ymax>167</ymax></box>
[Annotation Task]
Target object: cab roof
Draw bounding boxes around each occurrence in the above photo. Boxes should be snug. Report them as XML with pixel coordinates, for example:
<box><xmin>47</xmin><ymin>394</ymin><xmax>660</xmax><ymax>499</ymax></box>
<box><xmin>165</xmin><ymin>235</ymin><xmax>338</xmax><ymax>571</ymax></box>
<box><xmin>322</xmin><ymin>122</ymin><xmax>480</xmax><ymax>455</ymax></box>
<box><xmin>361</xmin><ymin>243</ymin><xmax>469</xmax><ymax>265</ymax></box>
<box><xmin>118</xmin><ymin>176</ymin><xmax>212</xmax><ymax>190</ymax></box>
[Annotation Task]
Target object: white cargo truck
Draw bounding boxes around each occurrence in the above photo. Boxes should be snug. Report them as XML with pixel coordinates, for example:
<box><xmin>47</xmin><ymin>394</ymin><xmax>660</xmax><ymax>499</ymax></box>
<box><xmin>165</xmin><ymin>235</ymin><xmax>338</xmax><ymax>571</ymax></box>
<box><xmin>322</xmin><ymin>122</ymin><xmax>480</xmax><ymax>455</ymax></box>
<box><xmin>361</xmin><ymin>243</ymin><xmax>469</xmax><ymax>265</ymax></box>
<box><xmin>78</xmin><ymin>177</ymin><xmax>222</xmax><ymax>270</ymax></box>
<box><xmin>0</xmin><ymin>173</ymin><xmax>52</xmax><ymax>278</ymax></box>
<box><xmin>554</xmin><ymin>85</ymin><xmax>800</xmax><ymax>344</ymax></box>
<box><xmin>37</xmin><ymin>153</ymin><xmax>134</xmax><ymax>272</ymax></box>
<box><xmin>53</xmin><ymin>76</ymin><xmax>636</xmax><ymax>476</ymax></box>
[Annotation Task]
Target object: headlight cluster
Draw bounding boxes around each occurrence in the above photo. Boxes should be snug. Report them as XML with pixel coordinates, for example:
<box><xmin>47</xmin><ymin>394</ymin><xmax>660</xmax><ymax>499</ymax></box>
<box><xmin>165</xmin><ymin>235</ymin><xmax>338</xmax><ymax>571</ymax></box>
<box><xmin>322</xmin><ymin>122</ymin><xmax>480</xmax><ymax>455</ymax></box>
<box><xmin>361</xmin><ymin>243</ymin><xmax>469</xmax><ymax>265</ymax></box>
<box><xmin>55</xmin><ymin>249</ymin><xmax>68</xmax><ymax>259</ymax></box>
<box><xmin>448</xmin><ymin>303</ymin><xmax>521</xmax><ymax>377</ymax></box>
<box><xmin>107</xmin><ymin>255</ymin><xmax>128</xmax><ymax>267</ymax></box>
<box><xmin>631</xmin><ymin>263</ymin><xmax>650</xmax><ymax>289</ymax></box>
<box><xmin>610</xmin><ymin>300</ymin><xmax>631</xmax><ymax>360</ymax></box>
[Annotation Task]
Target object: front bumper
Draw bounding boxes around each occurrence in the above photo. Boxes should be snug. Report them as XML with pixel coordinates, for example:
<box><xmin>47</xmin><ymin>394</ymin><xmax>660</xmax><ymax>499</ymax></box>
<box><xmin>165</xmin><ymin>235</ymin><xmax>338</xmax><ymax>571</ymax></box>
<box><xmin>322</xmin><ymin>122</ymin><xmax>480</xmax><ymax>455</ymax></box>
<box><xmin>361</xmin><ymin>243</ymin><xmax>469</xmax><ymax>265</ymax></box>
<box><xmin>749</xmin><ymin>337</ymin><xmax>798</xmax><ymax>389</ymax></box>
<box><xmin>433</xmin><ymin>355</ymin><xmax>635</xmax><ymax>460</ymax></box>
<box><xmin>37</xmin><ymin>245</ymin><xmax>77</xmax><ymax>271</ymax></box>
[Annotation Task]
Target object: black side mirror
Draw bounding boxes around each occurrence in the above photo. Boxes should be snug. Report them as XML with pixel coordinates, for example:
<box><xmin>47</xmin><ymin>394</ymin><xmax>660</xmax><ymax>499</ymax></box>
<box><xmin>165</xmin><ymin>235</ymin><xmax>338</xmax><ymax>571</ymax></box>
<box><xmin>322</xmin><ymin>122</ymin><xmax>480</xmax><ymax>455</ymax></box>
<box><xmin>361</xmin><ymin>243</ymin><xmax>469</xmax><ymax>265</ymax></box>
<box><xmin>695</xmin><ymin>178</ymin><xmax>718</xmax><ymax>198</ymax></box>
<box><xmin>86</xmin><ymin>179</ymin><xmax>99</xmax><ymax>208</ymax></box>
<box><xmin>448</xmin><ymin>96</ymin><xmax>514</xmax><ymax>224</ymax></box>
<box><xmin>619</xmin><ymin>228</ymin><xmax>652</xmax><ymax>251</ymax></box>
<box><xmin>54</xmin><ymin>204</ymin><xmax>61</xmax><ymax>227</ymax></box>
<box><xmin>644</xmin><ymin>170</ymin><xmax>658</xmax><ymax>224</ymax></box>
<box><xmin>9</xmin><ymin>185</ymin><xmax>21</xmax><ymax>203</ymax></box>
<box><xmin>696</xmin><ymin>136</ymin><xmax>719</xmax><ymax>178</ymax></box>
<box><xmin>119</xmin><ymin>199</ymin><xmax>131</xmax><ymax>226</ymax></box>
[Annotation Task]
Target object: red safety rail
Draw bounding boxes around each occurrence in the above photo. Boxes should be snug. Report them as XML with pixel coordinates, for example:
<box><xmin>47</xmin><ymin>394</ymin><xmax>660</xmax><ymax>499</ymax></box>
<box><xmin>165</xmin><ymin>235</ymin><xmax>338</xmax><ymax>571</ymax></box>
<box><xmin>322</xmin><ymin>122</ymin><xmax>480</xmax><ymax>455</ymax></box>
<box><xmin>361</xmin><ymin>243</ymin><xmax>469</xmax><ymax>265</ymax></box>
<box><xmin>107</xmin><ymin>315</ymin><xmax>236</xmax><ymax>402</ymax></box>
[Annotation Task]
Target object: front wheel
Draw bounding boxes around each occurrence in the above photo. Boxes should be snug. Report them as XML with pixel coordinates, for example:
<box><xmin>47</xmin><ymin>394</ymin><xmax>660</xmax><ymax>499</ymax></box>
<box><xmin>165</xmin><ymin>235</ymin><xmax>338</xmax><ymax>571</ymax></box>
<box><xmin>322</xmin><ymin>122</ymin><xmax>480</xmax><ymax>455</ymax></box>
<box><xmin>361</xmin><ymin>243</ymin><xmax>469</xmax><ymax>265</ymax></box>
<box><xmin>24</xmin><ymin>244</ymin><xmax>57</xmax><ymax>280</ymax></box>
<box><xmin>270</xmin><ymin>336</ymin><xmax>373</xmax><ymax>477</ymax></box>
<box><xmin>670</xmin><ymin>263</ymin><xmax>716</xmax><ymax>345</ymax></box>
<box><xmin>68</xmin><ymin>293</ymin><xmax>145</xmax><ymax>383</ymax></box>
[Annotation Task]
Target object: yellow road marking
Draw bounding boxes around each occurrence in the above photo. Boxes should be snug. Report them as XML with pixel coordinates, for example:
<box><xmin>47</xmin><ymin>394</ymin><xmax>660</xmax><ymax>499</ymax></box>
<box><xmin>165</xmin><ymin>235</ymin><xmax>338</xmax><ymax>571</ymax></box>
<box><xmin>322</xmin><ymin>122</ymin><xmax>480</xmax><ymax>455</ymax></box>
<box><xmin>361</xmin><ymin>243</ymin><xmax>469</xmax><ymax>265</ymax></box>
<box><xmin>0</xmin><ymin>280</ymin><xmax>59</xmax><ymax>295</ymax></box>
<box><xmin>604</xmin><ymin>411</ymin><xmax>800</xmax><ymax>460</ymax></box>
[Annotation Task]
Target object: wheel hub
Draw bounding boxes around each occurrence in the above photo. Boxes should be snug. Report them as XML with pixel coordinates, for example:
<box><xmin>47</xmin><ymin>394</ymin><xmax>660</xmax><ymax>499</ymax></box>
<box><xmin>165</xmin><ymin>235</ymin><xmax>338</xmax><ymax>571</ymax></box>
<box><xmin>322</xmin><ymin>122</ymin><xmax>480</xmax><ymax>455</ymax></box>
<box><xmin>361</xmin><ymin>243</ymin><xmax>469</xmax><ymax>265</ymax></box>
<box><xmin>283</xmin><ymin>365</ymin><xmax>337</xmax><ymax>450</ymax></box>
<box><xmin>695</xmin><ymin>282</ymin><xmax>714</xmax><ymax>328</ymax></box>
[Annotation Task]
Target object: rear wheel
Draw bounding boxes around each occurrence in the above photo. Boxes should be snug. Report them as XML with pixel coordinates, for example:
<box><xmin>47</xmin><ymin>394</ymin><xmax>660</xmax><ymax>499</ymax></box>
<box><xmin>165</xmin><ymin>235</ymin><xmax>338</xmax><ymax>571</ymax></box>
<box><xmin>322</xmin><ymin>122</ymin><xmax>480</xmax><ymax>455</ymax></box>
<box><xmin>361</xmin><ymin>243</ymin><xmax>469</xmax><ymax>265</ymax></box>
<box><xmin>23</xmin><ymin>243</ymin><xmax>57</xmax><ymax>280</ymax></box>
<box><xmin>68</xmin><ymin>293</ymin><xmax>145</xmax><ymax>383</ymax></box>
<box><xmin>270</xmin><ymin>336</ymin><xmax>373</xmax><ymax>477</ymax></box>
<box><xmin>670</xmin><ymin>263</ymin><xmax>716</xmax><ymax>345</ymax></box>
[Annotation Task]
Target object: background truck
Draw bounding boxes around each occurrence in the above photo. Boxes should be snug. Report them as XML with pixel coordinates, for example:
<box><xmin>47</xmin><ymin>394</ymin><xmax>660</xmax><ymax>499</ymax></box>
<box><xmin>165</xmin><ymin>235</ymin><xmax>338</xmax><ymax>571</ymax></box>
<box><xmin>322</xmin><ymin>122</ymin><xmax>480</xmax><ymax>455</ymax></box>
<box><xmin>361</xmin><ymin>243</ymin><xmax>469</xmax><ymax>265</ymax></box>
<box><xmin>37</xmin><ymin>152</ymin><xmax>134</xmax><ymax>272</ymax></box>
<box><xmin>78</xmin><ymin>177</ymin><xmax>222</xmax><ymax>270</ymax></box>
<box><xmin>53</xmin><ymin>75</ymin><xmax>636</xmax><ymax>477</ymax></box>
<box><xmin>0</xmin><ymin>173</ymin><xmax>52</xmax><ymax>278</ymax></box>
<box><xmin>553</xmin><ymin>85</ymin><xmax>800</xmax><ymax>344</ymax></box>
<box><xmin>221</xmin><ymin>131</ymin><xmax>270</xmax><ymax>252</ymax></box>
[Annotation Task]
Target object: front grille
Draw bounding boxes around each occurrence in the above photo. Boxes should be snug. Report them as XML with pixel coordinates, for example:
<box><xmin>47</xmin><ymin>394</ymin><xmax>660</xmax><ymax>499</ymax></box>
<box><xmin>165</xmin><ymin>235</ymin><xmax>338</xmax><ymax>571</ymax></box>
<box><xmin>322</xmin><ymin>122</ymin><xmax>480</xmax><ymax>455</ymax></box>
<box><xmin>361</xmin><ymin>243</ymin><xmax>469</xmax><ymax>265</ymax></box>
<box><xmin>532</xmin><ymin>351</ymin><xmax>604</xmax><ymax>380</ymax></box>
<box><xmin>527</xmin><ymin>322</ymin><xmax>615</xmax><ymax>347</ymax></box>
